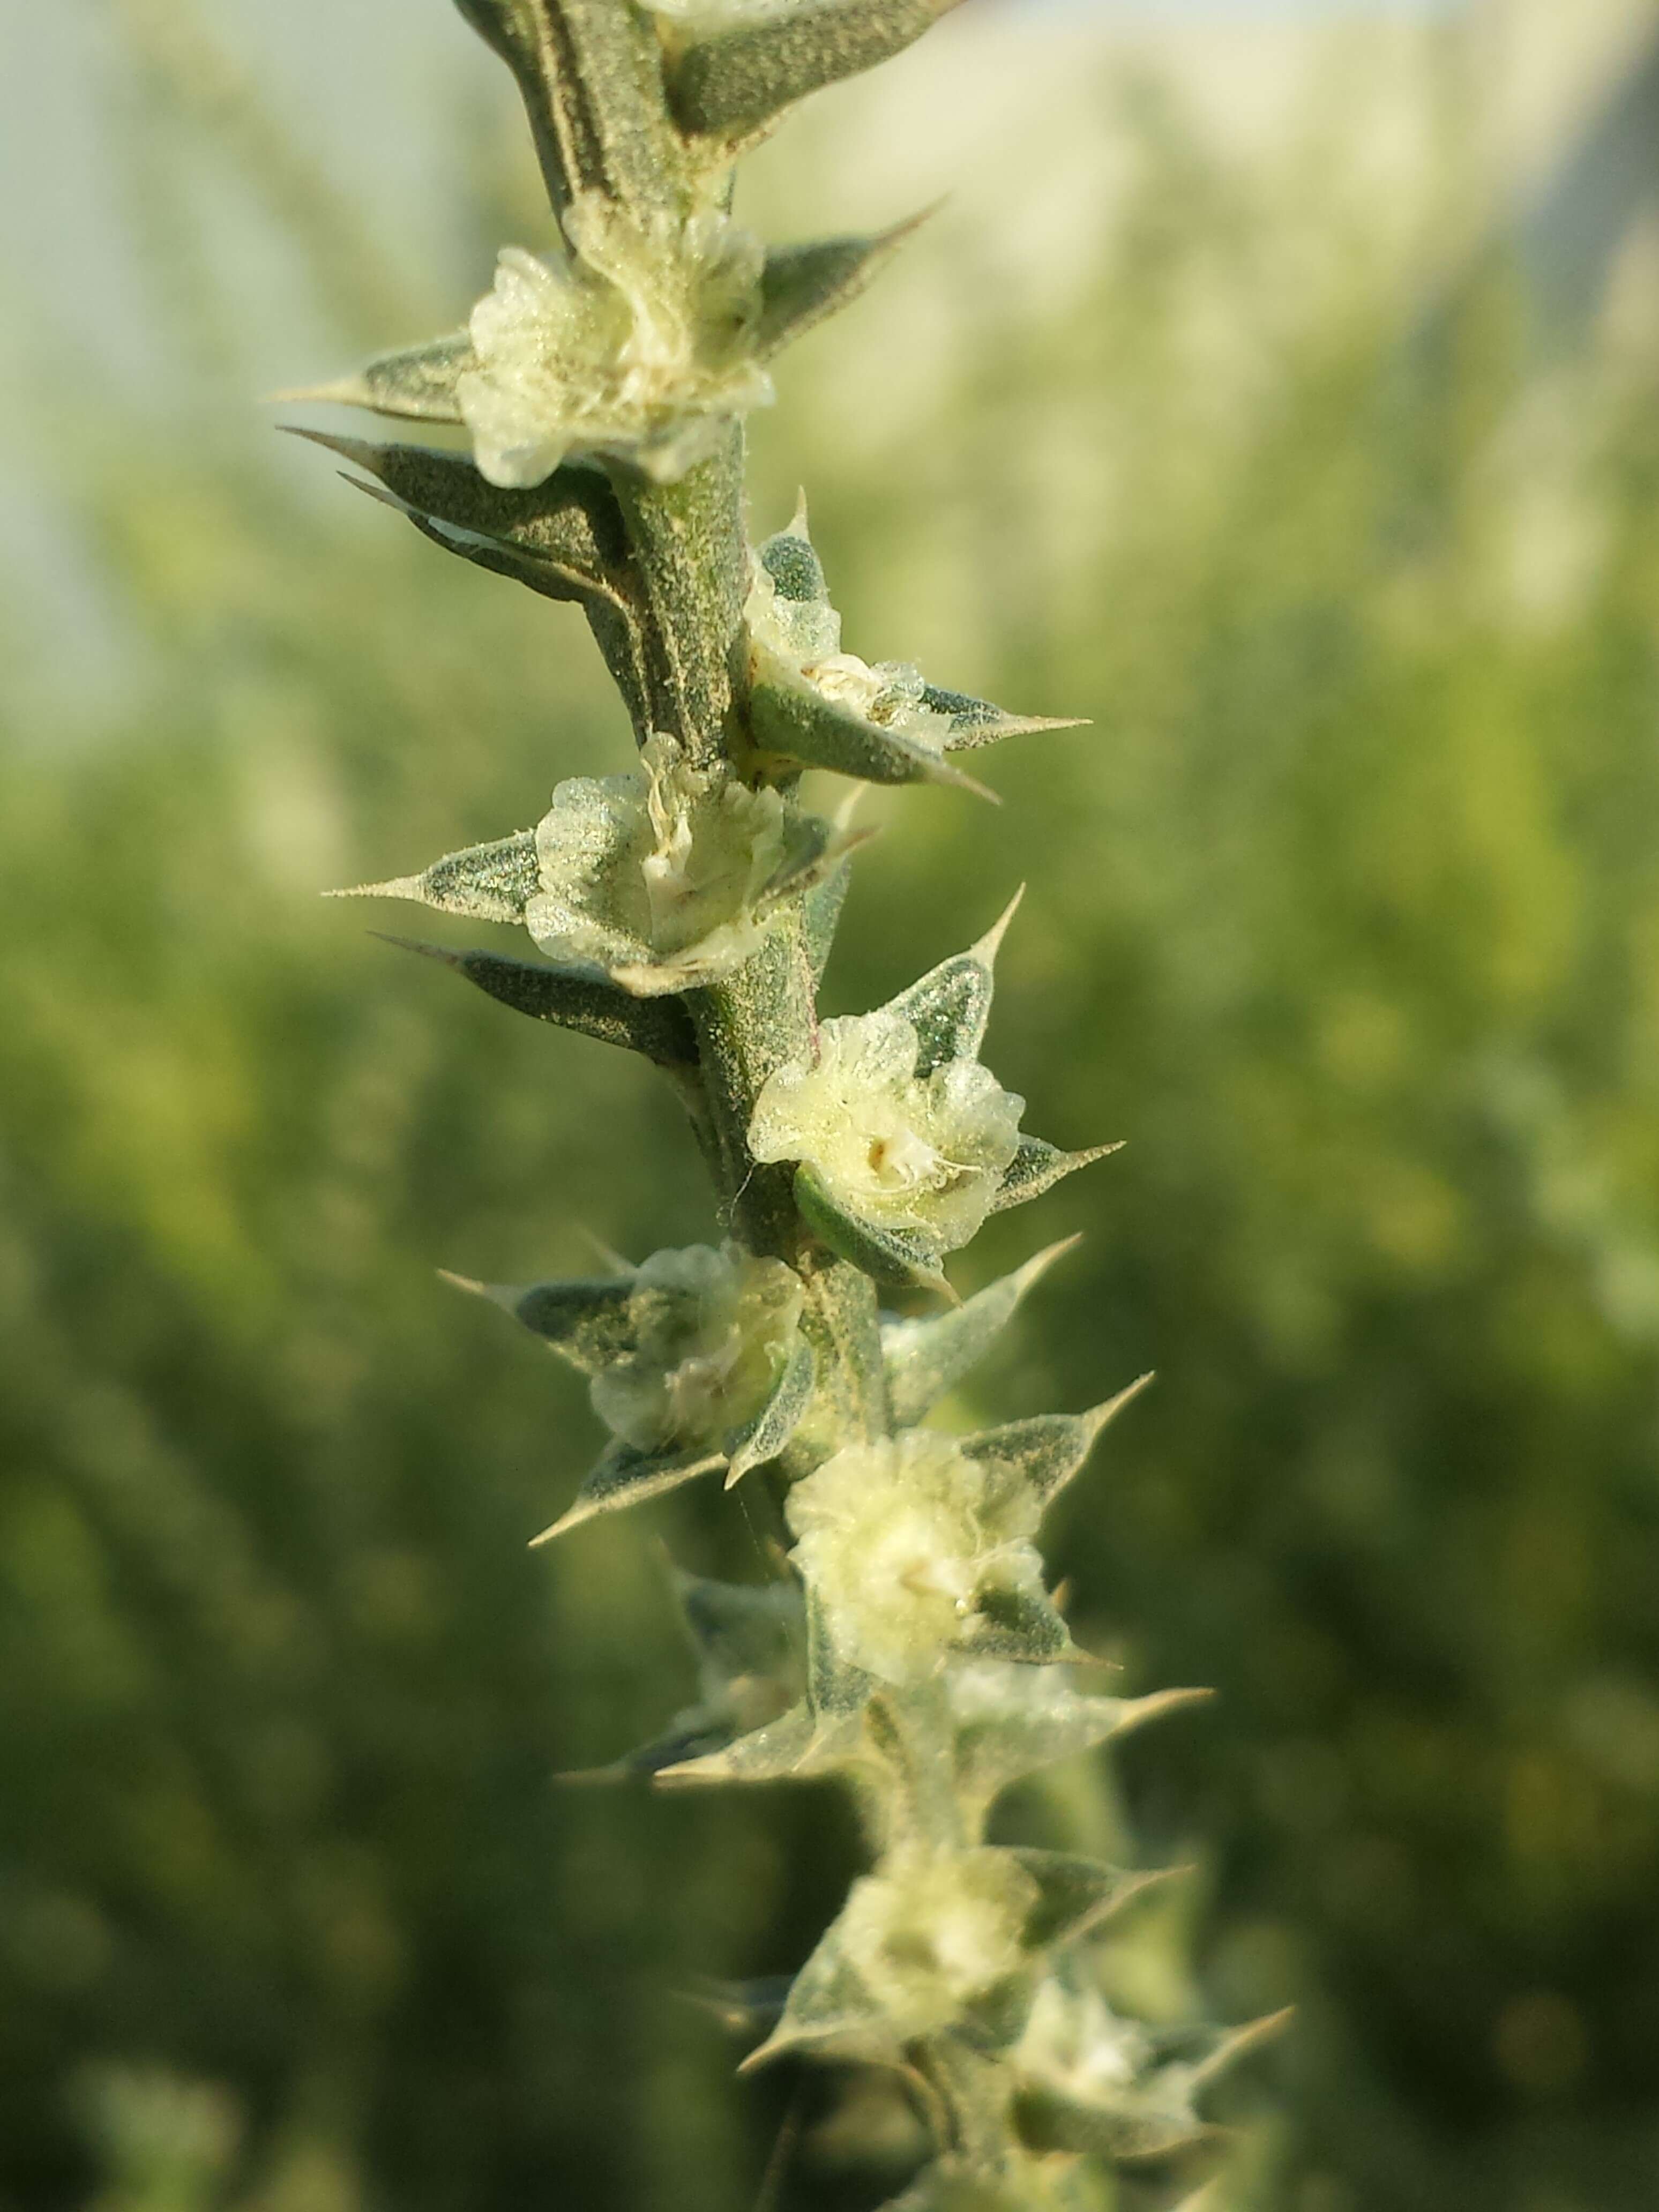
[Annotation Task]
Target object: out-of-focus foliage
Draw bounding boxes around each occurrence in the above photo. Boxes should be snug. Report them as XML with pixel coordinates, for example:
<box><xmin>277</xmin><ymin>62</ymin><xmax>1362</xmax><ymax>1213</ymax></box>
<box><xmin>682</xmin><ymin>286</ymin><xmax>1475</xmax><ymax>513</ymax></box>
<box><xmin>4</xmin><ymin>9</ymin><xmax>1658</xmax><ymax>2212</ymax></box>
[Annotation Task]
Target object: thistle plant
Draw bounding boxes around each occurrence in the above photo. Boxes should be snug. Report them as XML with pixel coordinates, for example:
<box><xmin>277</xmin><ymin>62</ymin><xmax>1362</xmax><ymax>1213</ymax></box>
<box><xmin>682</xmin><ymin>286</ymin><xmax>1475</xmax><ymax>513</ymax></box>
<box><xmin>285</xmin><ymin>3</ymin><xmax>1282</xmax><ymax>2201</ymax></box>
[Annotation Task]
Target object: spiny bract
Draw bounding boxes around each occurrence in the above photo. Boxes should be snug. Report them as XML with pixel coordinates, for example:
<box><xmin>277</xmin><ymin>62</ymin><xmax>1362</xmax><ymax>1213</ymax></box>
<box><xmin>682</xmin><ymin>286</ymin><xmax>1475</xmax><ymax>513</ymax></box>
<box><xmin>287</xmin><ymin>0</ymin><xmax>1283</xmax><ymax>2201</ymax></box>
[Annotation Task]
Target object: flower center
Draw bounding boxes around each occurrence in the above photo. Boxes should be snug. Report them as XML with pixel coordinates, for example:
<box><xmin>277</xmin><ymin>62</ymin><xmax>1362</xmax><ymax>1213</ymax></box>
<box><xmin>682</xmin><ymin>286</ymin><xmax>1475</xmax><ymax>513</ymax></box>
<box><xmin>864</xmin><ymin>1121</ymin><xmax>945</xmax><ymax>1191</ymax></box>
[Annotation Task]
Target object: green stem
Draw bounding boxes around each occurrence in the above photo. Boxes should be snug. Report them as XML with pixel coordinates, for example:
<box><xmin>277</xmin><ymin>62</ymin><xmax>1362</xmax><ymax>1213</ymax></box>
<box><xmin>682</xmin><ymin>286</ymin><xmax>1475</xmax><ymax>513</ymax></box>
<box><xmin>607</xmin><ymin>437</ymin><xmax>748</xmax><ymax>752</ymax></box>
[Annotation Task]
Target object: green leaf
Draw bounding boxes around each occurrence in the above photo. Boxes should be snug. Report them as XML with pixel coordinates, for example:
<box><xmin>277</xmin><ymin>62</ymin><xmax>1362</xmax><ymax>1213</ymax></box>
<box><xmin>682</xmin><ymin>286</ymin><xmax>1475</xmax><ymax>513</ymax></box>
<box><xmin>273</xmin><ymin>330</ymin><xmax>474</xmax><ymax>422</ymax></box>
<box><xmin>666</xmin><ymin>0</ymin><xmax>964</xmax><ymax>140</ymax></box>
<box><xmin>794</xmin><ymin>1164</ymin><xmax>952</xmax><ymax>1296</ymax></box>
<box><xmin>455</xmin><ymin>0</ymin><xmax>686</xmax><ymax>221</ymax></box>
<box><xmin>756</xmin><ymin>505</ymin><xmax>828</xmax><ymax>604</ymax></box>
<box><xmin>753</xmin><ymin>215</ymin><xmax>926</xmax><ymax>359</ymax></box>
<box><xmin>529</xmin><ymin>1438</ymin><xmax>727</xmax><ymax>1544</ymax></box>
<box><xmin>882</xmin><ymin>889</ymin><xmax>1019</xmax><ymax>1075</ymax></box>
<box><xmin>329</xmin><ymin>829</ymin><xmax>540</xmax><ymax>924</ymax></box>
<box><xmin>737</xmin><ymin>1918</ymin><xmax>897</xmax><ymax>2074</ymax></box>
<box><xmin>919</xmin><ymin>684</ymin><xmax>1088</xmax><ymax>756</ymax></box>
<box><xmin>1012</xmin><ymin>2087</ymin><xmax>1217</xmax><ymax>2166</ymax></box>
<box><xmin>951</xmin><ymin>1675</ymin><xmax>1212</xmax><ymax>1829</ymax></box>
<box><xmin>656</xmin><ymin>1701</ymin><xmax>864</xmax><ymax>1788</ymax></box>
<box><xmin>440</xmin><ymin>1270</ymin><xmax>636</xmax><ymax>1373</ymax></box>
<box><xmin>671</xmin><ymin>1567</ymin><xmax>803</xmax><ymax>1691</ymax></box>
<box><xmin>748</xmin><ymin>659</ymin><xmax>994</xmax><ymax>799</ymax></box>
<box><xmin>1155</xmin><ymin>2008</ymin><xmax>1295</xmax><ymax>2094</ymax></box>
<box><xmin>962</xmin><ymin>1379</ymin><xmax>1154</xmax><ymax>1525</ymax></box>
<box><xmin>283</xmin><ymin>429</ymin><xmax>632</xmax><ymax>600</ymax></box>
<box><xmin>958</xmin><ymin>1580</ymin><xmax>1077</xmax><ymax>1667</ymax></box>
<box><xmin>756</xmin><ymin>813</ymin><xmax>875</xmax><ymax>919</ymax></box>
<box><xmin>726</xmin><ymin>1339</ymin><xmax>816</xmax><ymax>1484</ymax></box>
<box><xmin>988</xmin><ymin>1134</ymin><xmax>1122</xmax><ymax>1215</ymax></box>
<box><xmin>372</xmin><ymin>937</ymin><xmax>699</xmax><ymax>1065</ymax></box>
<box><xmin>582</xmin><ymin>1569</ymin><xmax>805</xmax><ymax>1778</ymax></box>
<box><xmin>1008</xmin><ymin>1851</ymin><xmax>1176</xmax><ymax>1952</ymax></box>
<box><xmin>883</xmin><ymin>1236</ymin><xmax>1080</xmax><ymax>1428</ymax></box>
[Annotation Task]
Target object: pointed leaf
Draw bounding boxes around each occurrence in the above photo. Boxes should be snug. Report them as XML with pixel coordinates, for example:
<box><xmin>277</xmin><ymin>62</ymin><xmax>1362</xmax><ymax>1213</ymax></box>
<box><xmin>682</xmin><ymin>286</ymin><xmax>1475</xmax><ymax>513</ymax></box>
<box><xmin>919</xmin><ymin>684</ymin><xmax>1089</xmax><ymax>756</ymax></box>
<box><xmin>1164</xmin><ymin>2007</ymin><xmax>1295</xmax><ymax>2095</ymax></box>
<box><xmin>667</xmin><ymin>0</ymin><xmax>964</xmax><ymax>139</ymax></box>
<box><xmin>455</xmin><ymin>0</ymin><xmax>685</xmax><ymax>222</ymax></box>
<box><xmin>749</xmin><ymin>660</ymin><xmax>994</xmax><ymax>799</ymax></box>
<box><xmin>950</xmin><ymin>1676</ymin><xmax>1212</xmax><ymax>1827</ymax></box>
<box><xmin>374</xmin><ymin>937</ymin><xmax>699</xmax><ymax>1065</ymax></box>
<box><xmin>285</xmin><ymin>428</ymin><xmax>632</xmax><ymax>598</ymax></box>
<box><xmin>756</xmin><ymin>816</ymin><xmax>876</xmax><ymax>920</ymax></box>
<box><xmin>738</xmin><ymin>1929</ymin><xmax>895</xmax><ymax>2073</ymax></box>
<box><xmin>274</xmin><ymin>331</ymin><xmax>473</xmax><ymax>422</ymax></box>
<box><xmin>1009</xmin><ymin>1852</ymin><xmax>1177</xmax><ymax>1952</ymax></box>
<box><xmin>443</xmin><ymin>1270</ymin><xmax>636</xmax><ymax>1372</ymax></box>
<box><xmin>1013</xmin><ymin>2087</ymin><xmax>1217</xmax><ymax>2166</ymax></box>
<box><xmin>753</xmin><ymin>215</ymin><xmax>926</xmax><ymax>358</ymax></box>
<box><xmin>756</xmin><ymin>509</ymin><xmax>828</xmax><ymax>606</ymax></box>
<box><xmin>657</xmin><ymin>1702</ymin><xmax>868</xmax><ymax>1788</ymax></box>
<box><xmin>671</xmin><ymin>1568</ymin><xmax>803</xmax><ymax>1688</ymax></box>
<box><xmin>794</xmin><ymin>1164</ymin><xmax>951</xmax><ymax>1296</ymax></box>
<box><xmin>529</xmin><ymin>1439</ymin><xmax>725</xmax><ymax>1543</ymax></box>
<box><xmin>883</xmin><ymin>1236</ymin><xmax>1079</xmax><ymax>1428</ymax></box>
<box><xmin>330</xmin><ymin>828</ymin><xmax>539</xmax><ymax>924</ymax></box>
<box><xmin>959</xmin><ymin>1581</ymin><xmax>1077</xmax><ymax>1667</ymax></box>
<box><xmin>883</xmin><ymin>889</ymin><xmax>1020</xmax><ymax>1075</ymax></box>
<box><xmin>988</xmin><ymin>1134</ymin><xmax>1121</xmax><ymax>1215</ymax></box>
<box><xmin>962</xmin><ymin>1380</ymin><xmax>1153</xmax><ymax>1525</ymax></box>
<box><xmin>726</xmin><ymin>1339</ymin><xmax>816</xmax><ymax>1484</ymax></box>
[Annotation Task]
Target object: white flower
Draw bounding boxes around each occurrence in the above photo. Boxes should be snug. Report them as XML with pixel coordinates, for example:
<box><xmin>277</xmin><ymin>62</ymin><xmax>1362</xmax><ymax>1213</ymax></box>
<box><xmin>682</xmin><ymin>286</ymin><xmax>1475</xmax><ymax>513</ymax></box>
<box><xmin>591</xmin><ymin>1242</ymin><xmax>803</xmax><ymax>1454</ymax></box>
<box><xmin>748</xmin><ymin>1007</ymin><xmax>1023</xmax><ymax>1254</ymax></box>
<box><xmin>527</xmin><ymin>735</ymin><xmax>791</xmax><ymax>995</ymax></box>
<box><xmin>746</xmin><ymin>543</ymin><xmax>955</xmax><ymax>753</ymax></box>
<box><xmin>785</xmin><ymin>1431</ymin><xmax>1045</xmax><ymax>1682</ymax></box>
<box><xmin>457</xmin><ymin>200</ymin><xmax>772</xmax><ymax>488</ymax></box>
<box><xmin>1014</xmin><ymin>1978</ymin><xmax>1152</xmax><ymax>2105</ymax></box>
<box><xmin>834</xmin><ymin>1849</ymin><xmax>1037</xmax><ymax>2041</ymax></box>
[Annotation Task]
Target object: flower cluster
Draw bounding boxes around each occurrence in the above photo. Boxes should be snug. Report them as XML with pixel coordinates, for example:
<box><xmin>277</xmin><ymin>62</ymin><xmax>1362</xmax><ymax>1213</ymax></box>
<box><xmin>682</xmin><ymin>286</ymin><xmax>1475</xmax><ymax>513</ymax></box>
<box><xmin>832</xmin><ymin>1849</ymin><xmax>1038</xmax><ymax>2043</ymax></box>
<box><xmin>784</xmin><ymin>1431</ymin><xmax>1045</xmax><ymax>1682</ymax></box>
<box><xmin>747</xmin><ymin>526</ymin><xmax>960</xmax><ymax>758</ymax></box>
<box><xmin>458</xmin><ymin>200</ymin><xmax>772</xmax><ymax>488</ymax></box>
<box><xmin>749</xmin><ymin>1008</ymin><xmax>1025</xmax><ymax>1257</ymax></box>
<box><xmin>530</xmin><ymin>735</ymin><xmax>797</xmax><ymax>996</ymax></box>
<box><xmin>589</xmin><ymin>1242</ymin><xmax>803</xmax><ymax>1455</ymax></box>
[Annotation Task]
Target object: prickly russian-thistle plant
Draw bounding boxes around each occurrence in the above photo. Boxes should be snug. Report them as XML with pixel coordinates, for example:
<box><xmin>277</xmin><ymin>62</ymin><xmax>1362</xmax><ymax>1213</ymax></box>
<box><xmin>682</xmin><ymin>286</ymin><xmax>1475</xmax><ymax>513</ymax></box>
<box><xmin>286</xmin><ymin>3</ymin><xmax>1283</xmax><ymax>2202</ymax></box>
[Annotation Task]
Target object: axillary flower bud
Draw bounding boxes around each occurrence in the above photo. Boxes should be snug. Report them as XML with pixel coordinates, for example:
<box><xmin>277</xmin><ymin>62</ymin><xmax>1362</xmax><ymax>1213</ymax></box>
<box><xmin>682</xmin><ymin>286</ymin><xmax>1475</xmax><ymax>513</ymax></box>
<box><xmin>784</xmin><ymin>1430</ymin><xmax>1045</xmax><ymax>1682</ymax></box>
<box><xmin>529</xmin><ymin>735</ymin><xmax>803</xmax><ymax>995</ymax></box>
<box><xmin>591</xmin><ymin>1242</ymin><xmax>803</xmax><ymax>1454</ymax></box>
<box><xmin>1014</xmin><ymin>1977</ymin><xmax>1153</xmax><ymax>2105</ymax></box>
<box><xmin>833</xmin><ymin>1848</ymin><xmax>1038</xmax><ymax>2042</ymax></box>
<box><xmin>458</xmin><ymin>198</ymin><xmax>772</xmax><ymax>488</ymax></box>
<box><xmin>748</xmin><ymin>526</ymin><xmax>956</xmax><ymax>754</ymax></box>
<box><xmin>748</xmin><ymin>1007</ymin><xmax>1024</xmax><ymax>1256</ymax></box>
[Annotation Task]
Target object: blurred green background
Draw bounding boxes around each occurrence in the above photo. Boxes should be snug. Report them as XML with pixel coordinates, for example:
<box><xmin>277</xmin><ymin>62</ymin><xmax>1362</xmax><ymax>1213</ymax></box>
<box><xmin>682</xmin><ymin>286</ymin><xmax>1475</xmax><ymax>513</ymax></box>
<box><xmin>4</xmin><ymin>2</ymin><xmax>1659</xmax><ymax>2209</ymax></box>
